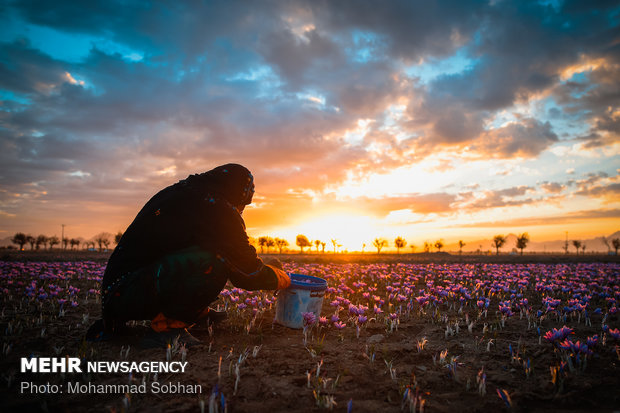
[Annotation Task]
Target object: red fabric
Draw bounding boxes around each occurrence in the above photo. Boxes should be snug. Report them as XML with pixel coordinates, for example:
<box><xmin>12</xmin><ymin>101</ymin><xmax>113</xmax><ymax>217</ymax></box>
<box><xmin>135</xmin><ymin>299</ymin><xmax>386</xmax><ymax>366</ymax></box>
<box><xmin>151</xmin><ymin>312</ymin><xmax>190</xmax><ymax>332</ymax></box>
<box><xmin>267</xmin><ymin>265</ymin><xmax>291</xmax><ymax>289</ymax></box>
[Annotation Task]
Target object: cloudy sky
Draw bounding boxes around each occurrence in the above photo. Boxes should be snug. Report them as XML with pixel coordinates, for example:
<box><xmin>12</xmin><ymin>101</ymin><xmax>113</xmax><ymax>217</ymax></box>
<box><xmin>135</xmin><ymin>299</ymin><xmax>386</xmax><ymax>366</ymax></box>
<box><xmin>0</xmin><ymin>0</ymin><xmax>619</xmax><ymax>251</ymax></box>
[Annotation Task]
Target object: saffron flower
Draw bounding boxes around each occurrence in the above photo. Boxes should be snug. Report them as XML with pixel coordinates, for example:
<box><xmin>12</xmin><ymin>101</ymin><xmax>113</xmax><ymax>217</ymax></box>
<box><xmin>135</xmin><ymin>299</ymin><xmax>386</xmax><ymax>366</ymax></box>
<box><xmin>302</xmin><ymin>312</ymin><xmax>317</xmax><ymax>326</ymax></box>
<box><xmin>333</xmin><ymin>321</ymin><xmax>346</xmax><ymax>329</ymax></box>
<box><xmin>586</xmin><ymin>335</ymin><xmax>598</xmax><ymax>348</ymax></box>
<box><xmin>544</xmin><ymin>326</ymin><xmax>574</xmax><ymax>344</ymax></box>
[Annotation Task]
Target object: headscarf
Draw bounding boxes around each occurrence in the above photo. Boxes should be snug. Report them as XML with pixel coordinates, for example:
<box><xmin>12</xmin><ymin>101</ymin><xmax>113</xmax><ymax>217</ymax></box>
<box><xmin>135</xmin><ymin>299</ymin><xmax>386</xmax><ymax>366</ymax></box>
<box><xmin>184</xmin><ymin>163</ymin><xmax>255</xmax><ymax>206</ymax></box>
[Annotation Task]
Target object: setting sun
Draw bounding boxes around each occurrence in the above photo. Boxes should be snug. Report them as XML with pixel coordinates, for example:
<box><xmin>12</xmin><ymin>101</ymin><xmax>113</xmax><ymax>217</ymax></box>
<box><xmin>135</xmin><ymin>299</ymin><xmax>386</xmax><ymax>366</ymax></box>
<box><xmin>271</xmin><ymin>213</ymin><xmax>379</xmax><ymax>252</ymax></box>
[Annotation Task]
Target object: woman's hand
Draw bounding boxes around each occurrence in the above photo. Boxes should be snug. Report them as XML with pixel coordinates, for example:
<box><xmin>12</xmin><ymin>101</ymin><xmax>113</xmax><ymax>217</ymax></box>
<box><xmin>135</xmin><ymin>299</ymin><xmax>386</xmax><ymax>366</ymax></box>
<box><xmin>264</xmin><ymin>257</ymin><xmax>283</xmax><ymax>270</ymax></box>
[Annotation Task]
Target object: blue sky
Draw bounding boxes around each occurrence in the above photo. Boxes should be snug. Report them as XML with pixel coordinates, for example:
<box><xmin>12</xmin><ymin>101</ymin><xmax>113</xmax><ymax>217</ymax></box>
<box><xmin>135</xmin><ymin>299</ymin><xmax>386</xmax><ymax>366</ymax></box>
<box><xmin>0</xmin><ymin>0</ymin><xmax>618</xmax><ymax>250</ymax></box>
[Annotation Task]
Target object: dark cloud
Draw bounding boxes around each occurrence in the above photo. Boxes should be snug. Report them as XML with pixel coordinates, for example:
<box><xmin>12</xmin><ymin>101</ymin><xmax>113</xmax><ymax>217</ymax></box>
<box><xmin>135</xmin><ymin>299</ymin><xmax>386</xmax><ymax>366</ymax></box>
<box><xmin>258</xmin><ymin>27</ymin><xmax>344</xmax><ymax>88</ymax></box>
<box><xmin>0</xmin><ymin>38</ymin><xmax>68</xmax><ymax>94</ymax></box>
<box><xmin>576</xmin><ymin>172</ymin><xmax>610</xmax><ymax>187</ymax></box>
<box><xmin>576</xmin><ymin>182</ymin><xmax>620</xmax><ymax>197</ymax></box>
<box><xmin>477</xmin><ymin>118</ymin><xmax>559</xmax><ymax>158</ymax></box>
<box><xmin>309</xmin><ymin>0</ymin><xmax>484</xmax><ymax>61</ymax></box>
<box><xmin>539</xmin><ymin>182</ymin><xmax>565</xmax><ymax>194</ymax></box>
<box><xmin>458</xmin><ymin>186</ymin><xmax>535</xmax><ymax>210</ymax></box>
<box><xmin>410</xmin><ymin>116</ymin><xmax>559</xmax><ymax>159</ymax></box>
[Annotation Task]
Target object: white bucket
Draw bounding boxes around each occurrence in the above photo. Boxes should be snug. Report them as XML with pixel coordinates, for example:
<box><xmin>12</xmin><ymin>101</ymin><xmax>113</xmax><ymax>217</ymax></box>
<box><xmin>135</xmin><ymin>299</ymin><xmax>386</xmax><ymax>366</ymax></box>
<box><xmin>274</xmin><ymin>273</ymin><xmax>327</xmax><ymax>329</ymax></box>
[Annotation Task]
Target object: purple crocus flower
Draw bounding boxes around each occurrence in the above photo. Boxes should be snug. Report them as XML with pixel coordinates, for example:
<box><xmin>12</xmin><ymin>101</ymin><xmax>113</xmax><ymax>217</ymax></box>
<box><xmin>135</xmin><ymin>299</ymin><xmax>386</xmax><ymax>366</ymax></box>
<box><xmin>333</xmin><ymin>321</ymin><xmax>346</xmax><ymax>329</ymax></box>
<box><xmin>557</xmin><ymin>339</ymin><xmax>572</xmax><ymax>351</ymax></box>
<box><xmin>302</xmin><ymin>312</ymin><xmax>317</xmax><ymax>326</ymax></box>
<box><xmin>544</xmin><ymin>326</ymin><xmax>574</xmax><ymax>343</ymax></box>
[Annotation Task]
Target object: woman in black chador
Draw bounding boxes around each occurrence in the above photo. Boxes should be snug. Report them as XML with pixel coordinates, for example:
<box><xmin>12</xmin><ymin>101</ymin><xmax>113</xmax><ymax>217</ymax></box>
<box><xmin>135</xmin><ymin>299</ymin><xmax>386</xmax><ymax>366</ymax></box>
<box><xmin>87</xmin><ymin>164</ymin><xmax>290</xmax><ymax>346</ymax></box>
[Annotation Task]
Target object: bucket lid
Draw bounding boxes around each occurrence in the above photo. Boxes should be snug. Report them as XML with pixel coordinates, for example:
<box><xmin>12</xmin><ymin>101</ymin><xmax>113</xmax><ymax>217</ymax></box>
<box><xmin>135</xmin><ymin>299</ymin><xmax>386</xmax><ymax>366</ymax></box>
<box><xmin>288</xmin><ymin>273</ymin><xmax>327</xmax><ymax>291</ymax></box>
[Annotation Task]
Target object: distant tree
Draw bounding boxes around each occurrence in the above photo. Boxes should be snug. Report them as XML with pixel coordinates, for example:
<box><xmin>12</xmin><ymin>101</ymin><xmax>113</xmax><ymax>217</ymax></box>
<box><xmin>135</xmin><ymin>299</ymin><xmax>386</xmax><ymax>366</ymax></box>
<box><xmin>314</xmin><ymin>239</ymin><xmax>321</xmax><ymax>252</ymax></box>
<box><xmin>115</xmin><ymin>231</ymin><xmax>123</xmax><ymax>245</ymax></box>
<box><xmin>275</xmin><ymin>238</ymin><xmax>289</xmax><ymax>254</ymax></box>
<box><xmin>331</xmin><ymin>239</ymin><xmax>339</xmax><ymax>254</ymax></box>
<box><xmin>373</xmin><ymin>238</ymin><xmax>388</xmax><ymax>254</ymax></box>
<box><xmin>321</xmin><ymin>242</ymin><xmax>326</xmax><ymax>253</ymax></box>
<box><xmin>26</xmin><ymin>235</ymin><xmax>36</xmax><ymax>250</ymax></box>
<box><xmin>36</xmin><ymin>235</ymin><xmax>48</xmax><ymax>250</ymax></box>
<box><xmin>62</xmin><ymin>237</ymin><xmax>69</xmax><ymax>250</ymax></box>
<box><xmin>581</xmin><ymin>243</ymin><xmax>586</xmax><ymax>255</ymax></box>
<box><xmin>85</xmin><ymin>240</ymin><xmax>96</xmax><ymax>250</ymax></box>
<box><xmin>434</xmin><ymin>239</ymin><xmax>444</xmax><ymax>252</ymax></box>
<box><xmin>612</xmin><ymin>238</ymin><xmax>620</xmax><ymax>255</ymax></box>
<box><xmin>266</xmin><ymin>237</ymin><xmax>275</xmax><ymax>253</ymax></box>
<box><xmin>562</xmin><ymin>239</ymin><xmax>569</xmax><ymax>254</ymax></box>
<box><xmin>410</xmin><ymin>244</ymin><xmax>416</xmax><ymax>253</ymax></box>
<box><xmin>296</xmin><ymin>234</ymin><xmax>311</xmax><ymax>253</ymax></box>
<box><xmin>423</xmin><ymin>242</ymin><xmax>431</xmax><ymax>253</ymax></box>
<box><xmin>394</xmin><ymin>236</ymin><xmax>407</xmax><ymax>254</ymax></box>
<box><xmin>361</xmin><ymin>243</ymin><xmax>366</xmax><ymax>253</ymax></box>
<box><xmin>516</xmin><ymin>233</ymin><xmax>530</xmax><ymax>255</ymax></box>
<box><xmin>70</xmin><ymin>238</ymin><xmax>80</xmax><ymax>250</ymax></box>
<box><xmin>93</xmin><ymin>233</ymin><xmax>111</xmax><ymax>252</ymax></box>
<box><xmin>492</xmin><ymin>235</ymin><xmax>506</xmax><ymax>255</ymax></box>
<box><xmin>11</xmin><ymin>233</ymin><xmax>28</xmax><ymax>250</ymax></box>
<box><xmin>602</xmin><ymin>236</ymin><xmax>611</xmax><ymax>253</ymax></box>
<box><xmin>48</xmin><ymin>236</ymin><xmax>60</xmax><ymax>250</ymax></box>
<box><xmin>572</xmin><ymin>240</ymin><xmax>582</xmax><ymax>254</ymax></box>
<box><xmin>258</xmin><ymin>236</ymin><xmax>268</xmax><ymax>253</ymax></box>
<box><xmin>458</xmin><ymin>240</ymin><xmax>466</xmax><ymax>255</ymax></box>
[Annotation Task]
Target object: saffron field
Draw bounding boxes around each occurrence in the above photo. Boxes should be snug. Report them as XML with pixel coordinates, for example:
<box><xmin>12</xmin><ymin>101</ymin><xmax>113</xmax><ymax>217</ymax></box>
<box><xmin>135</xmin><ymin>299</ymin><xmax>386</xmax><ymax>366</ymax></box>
<box><xmin>1</xmin><ymin>258</ymin><xmax>619</xmax><ymax>412</ymax></box>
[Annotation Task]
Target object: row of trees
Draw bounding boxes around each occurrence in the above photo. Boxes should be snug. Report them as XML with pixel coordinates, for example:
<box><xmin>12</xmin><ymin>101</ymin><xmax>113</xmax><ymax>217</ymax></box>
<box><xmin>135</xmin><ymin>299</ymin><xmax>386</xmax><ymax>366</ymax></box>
<box><xmin>564</xmin><ymin>238</ymin><xmax>620</xmax><ymax>255</ymax></box>
<box><xmin>10</xmin><ymin>232</ymin><xmax>123</xmax><ymax>252</ymax></box>
<box><xmin>368</xmin><ymin>234</ymin><xmax>531</xmax><ymax>255</ymax></box>
<box><xmin>491</xmin><ymin>234</ymin><xmax>530</xmax><ymax>255</ymax></box>
<box><xmin>253</xmin><ymin>234</ymin><xmax>532</xmax><ymax>254</ymax></box>
<box><xmin>13</xmin><ymin>231</ymin><xmax>620</xmax><ymax>255</ymax></box>
<box><xmin>255</xmin><ymin>236</ymin><xmax>291</xmax><ymax>254</ymax></box>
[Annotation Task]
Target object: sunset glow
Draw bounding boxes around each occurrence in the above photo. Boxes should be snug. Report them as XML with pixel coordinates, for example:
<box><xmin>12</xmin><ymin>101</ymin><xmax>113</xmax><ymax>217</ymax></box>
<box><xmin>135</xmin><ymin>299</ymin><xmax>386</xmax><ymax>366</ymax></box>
<box><xmin>0</xmin><ymin>1</ymin><xmax>618</xmax><ymax>251</ymax></box>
